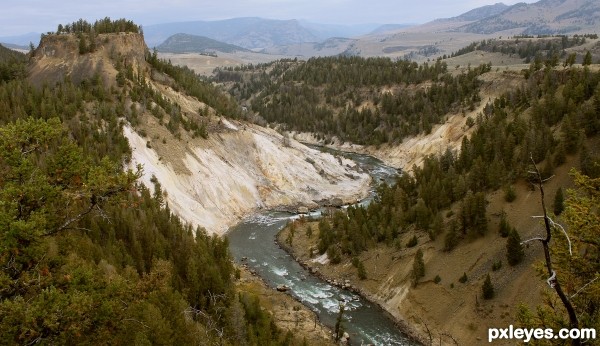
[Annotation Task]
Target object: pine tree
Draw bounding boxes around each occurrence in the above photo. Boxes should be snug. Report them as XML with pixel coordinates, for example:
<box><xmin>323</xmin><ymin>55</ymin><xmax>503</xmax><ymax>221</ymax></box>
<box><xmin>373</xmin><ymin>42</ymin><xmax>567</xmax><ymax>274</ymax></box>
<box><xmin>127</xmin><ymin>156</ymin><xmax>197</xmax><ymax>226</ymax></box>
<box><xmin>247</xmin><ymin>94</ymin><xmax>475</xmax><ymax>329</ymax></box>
<box><xmin>553</xmin><ymin>187</ymin><xmax>564</xmax><ymax>216</ymax></box>
<box><xmin>482</xmin><ymin>274</ymin><xmax>495</xmax><ymax>299</ymax></box>
<box><xmin>498</xmin><ymin>211</ymin><xmax>511</xmax><ymax>238</ymax></box>
<box><xmin>506</xmin><ymin>228</ymin><xmax>524</xmax><ymax>266</ymax></box>
<box><xmin>583</xmin><ymin>51</ymin><xmax>592</xmax><ymax>66</ymax></box>
<box><xmin>334</xmin><ymin>303</ymin><xmax>346</xmax><ymax>342</ymax></box>
<box><xmin>412</xmin><ymin>249</ymin><xmax>425</xmax><ymax>286</ymax></box>
<box><xmin>357</xmin><ymin>261</ymin><xmax>367</xmax><ymax>280</ymax></box>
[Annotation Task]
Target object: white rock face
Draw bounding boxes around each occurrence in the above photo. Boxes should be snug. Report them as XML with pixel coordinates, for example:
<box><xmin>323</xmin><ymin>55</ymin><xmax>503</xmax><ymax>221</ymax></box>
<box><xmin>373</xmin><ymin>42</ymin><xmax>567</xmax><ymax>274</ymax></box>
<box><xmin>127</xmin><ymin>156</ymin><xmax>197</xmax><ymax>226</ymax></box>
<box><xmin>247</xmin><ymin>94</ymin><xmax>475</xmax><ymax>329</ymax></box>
<box><xmin>124</xmin><ymin>122</ymin><xmax>370</xmax><ymax>235</ymax></box>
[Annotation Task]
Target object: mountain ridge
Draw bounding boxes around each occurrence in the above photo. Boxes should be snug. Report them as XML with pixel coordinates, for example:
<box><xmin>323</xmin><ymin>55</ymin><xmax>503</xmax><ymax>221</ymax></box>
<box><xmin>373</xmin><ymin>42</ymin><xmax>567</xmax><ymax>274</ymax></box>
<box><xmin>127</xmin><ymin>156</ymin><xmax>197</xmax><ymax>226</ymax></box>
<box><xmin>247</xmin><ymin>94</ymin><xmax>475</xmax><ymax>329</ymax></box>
<box><xmin>459</xmin><ymin>0</ymin><xmax>600</xmax><ymax>34</ymax></box>
<box><xmin>156</xmin><ymin>33</ymin><xmax>249</xmax><ymax>53</ymax></box>
<box><xmin>143</xmin><ymin>17</ymin><xmax>320</xmax><ymax>49</ymax></box>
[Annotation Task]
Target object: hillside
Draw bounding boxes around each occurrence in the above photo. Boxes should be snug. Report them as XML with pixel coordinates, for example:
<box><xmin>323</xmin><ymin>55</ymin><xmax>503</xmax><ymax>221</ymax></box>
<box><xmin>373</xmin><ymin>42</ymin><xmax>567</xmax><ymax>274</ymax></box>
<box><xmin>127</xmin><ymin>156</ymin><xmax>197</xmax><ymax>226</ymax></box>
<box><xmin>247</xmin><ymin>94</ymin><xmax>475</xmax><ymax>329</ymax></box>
<box><xmin>26</xmin><ymin>24</ymin><xmax>370</xmax><ymax>236</ymax></box>
<box><xmin>0</xmin><ymin>43</ymin><xmax>27</xmax><ymax>81</ymax></box>
<box><xmin>310</xmin><ymin>0</ymin><xmax>600</xmax><ymax>60</ymax></box>
<box><xmin>275</xmin><ymin>57</ymin><xmax>600</xmax><ymax>344</ymax></box>
<box><xmin>460</xmin><ymin>0</ymin><xmax>600</xmax><ymax>34</ymax></box>
<box><xmin>453</xmin><ymin>2</ymin><xmax>509</xmax><ymax>21</ymax></box>
<box><xmin>156</xmin><ymin>33</ymin><xmax>249</xmax><ymax>54</ymax></box>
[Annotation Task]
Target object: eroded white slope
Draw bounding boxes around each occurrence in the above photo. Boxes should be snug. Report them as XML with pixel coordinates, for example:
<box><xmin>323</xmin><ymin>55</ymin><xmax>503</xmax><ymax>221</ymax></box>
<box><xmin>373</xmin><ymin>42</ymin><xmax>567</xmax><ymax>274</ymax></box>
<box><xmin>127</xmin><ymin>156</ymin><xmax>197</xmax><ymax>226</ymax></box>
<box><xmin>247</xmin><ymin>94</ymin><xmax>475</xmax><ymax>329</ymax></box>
<box><xmin>124</xmin><ymin>122</ymin><xmax>370</xmax><ymax>235</ymax></box>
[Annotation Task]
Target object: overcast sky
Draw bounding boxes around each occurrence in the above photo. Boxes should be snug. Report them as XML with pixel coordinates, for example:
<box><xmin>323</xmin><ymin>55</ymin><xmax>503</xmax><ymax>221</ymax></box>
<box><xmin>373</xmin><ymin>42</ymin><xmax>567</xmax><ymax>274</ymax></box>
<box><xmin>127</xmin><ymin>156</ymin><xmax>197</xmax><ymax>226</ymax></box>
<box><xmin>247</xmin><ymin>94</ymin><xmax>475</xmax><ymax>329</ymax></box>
<box><xmin>1</xmin><ymin>0</ymin><xmax>536</xmax><ymax>37</ymax></box>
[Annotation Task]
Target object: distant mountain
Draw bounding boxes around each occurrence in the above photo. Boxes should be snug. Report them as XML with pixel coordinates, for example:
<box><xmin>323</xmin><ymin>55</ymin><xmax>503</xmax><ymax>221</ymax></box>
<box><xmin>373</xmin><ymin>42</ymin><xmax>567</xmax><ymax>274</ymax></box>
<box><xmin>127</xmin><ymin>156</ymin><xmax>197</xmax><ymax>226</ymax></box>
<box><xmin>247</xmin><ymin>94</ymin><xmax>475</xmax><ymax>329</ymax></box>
<box><xmin>156</xmin><ymin>33</ymin><xmax>249</xmax><ymax>54</ymax></box>
<box><xmin>453</xmin><ymin>2</ymin><xmax>509</xmax><ymax>21</ymax></box>
<box><xmin>369</xmin><ymin>24</ymin><xmax>415</xmax><ymax>35</ymax></box>
<box><xmin>0</xmin><ymin>32</ymin><xmax>41</xmax><ymax>47</ymax></box>
<box><xmin>261</xmin><ymin>37</ymin><xmax>356</xmax><ymax>56</ymax></box>
<box><xmin>460</xmin><ymin>0</ymin><xmax>600</xmax><ymax>34</ymax></box>
<box><xmin>297</xmin><ymin>21</ymin><xmax>385</xmax><ymax>39</ymax></box>
<box><xmin>0</xmin><ymin>43</ymin><xmax>29</xmax><ymax>51</ymax></box>
<box><xmin>144</xmin><ymin>17</ymin><xmax>319</xmax><ymax>49</ymax></box>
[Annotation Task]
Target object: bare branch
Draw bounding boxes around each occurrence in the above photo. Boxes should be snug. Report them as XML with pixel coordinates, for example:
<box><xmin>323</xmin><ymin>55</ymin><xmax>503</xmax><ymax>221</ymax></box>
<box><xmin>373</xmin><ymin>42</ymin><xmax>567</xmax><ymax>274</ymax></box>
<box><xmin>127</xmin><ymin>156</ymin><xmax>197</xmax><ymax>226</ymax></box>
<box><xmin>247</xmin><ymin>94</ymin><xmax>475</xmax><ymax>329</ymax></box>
<box><xmin>549</xmin><ymin>218</ymin><xmax>572</xmax><ymax>256</ymax></box>
<box><xmin>51</xmin><ymin>200</ymin><xmax>97</xmax><ymax>235</ymax></box>
<box><xmin>530</xmin><ymin>215</ymin><xmax>572</xmax><ymax>255</ymax></box>
<box><xmin>528</xmin><ymin>154</ymin><xmax>579</xmax><ymax>340</ymax></box>
<box><xmin>418</xmin><ymin>317</ymin><xmax>433</xmax><ymax>346</ymax></box>
<box><xmin>571</xmin><ymin>275</ymin><xmax>600</xmax><ymax>299</ymax></box>
<box><xmin>439</xmin><ymin>332</ymin><xmax>459</xmax><ymax>346</ymax></box>
<box><xmin>123</xmin><ymin>318</ymin><xmax>150</xmax><ymax>329</ymax></box>
<box><xmin>521</xmin><ymin>237</ymin><xmax>546</xmax><ymax>244</ymax></box>
<box><xmin>541</xmin><ymin>175</ymin><xmax>555</xmax><ymax>183</ymax></box>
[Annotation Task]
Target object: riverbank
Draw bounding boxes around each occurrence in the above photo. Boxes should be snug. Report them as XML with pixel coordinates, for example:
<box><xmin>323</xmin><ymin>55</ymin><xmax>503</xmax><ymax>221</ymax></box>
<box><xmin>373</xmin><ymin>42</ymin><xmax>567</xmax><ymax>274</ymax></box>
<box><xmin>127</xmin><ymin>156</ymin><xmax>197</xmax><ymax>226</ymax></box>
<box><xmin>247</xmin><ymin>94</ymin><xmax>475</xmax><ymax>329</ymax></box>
<box><xmin>236</xmin><ymin>265</ymin><xmax>336</xmax><ymax>345</ymax></box>
<box><xmin>276</xmin><ymin>218</ymin><xmax>426</xmax><ymax>345</ymax></box>
<box><xmin>275</xmin><ymin>175</ymin><xmax>561</xmax><ymax>346</ymax></box>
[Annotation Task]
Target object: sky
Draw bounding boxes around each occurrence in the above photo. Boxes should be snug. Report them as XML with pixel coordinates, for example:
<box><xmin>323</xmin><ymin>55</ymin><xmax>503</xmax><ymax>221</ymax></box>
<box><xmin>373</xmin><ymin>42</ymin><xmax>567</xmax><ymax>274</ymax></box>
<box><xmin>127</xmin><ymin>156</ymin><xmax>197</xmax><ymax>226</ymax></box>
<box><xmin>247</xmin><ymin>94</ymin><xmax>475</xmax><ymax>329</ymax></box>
<box><xmin>0</xmin><ymin>0</ymin><xmax>537</xmax><ymax>37</ymax></box>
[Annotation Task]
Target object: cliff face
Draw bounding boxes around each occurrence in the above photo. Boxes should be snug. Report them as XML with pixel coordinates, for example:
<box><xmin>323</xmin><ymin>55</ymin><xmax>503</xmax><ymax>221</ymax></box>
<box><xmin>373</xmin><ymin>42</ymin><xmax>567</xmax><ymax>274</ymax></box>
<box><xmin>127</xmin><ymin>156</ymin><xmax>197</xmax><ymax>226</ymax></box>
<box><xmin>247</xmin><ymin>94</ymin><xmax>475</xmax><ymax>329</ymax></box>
<box><xmin>124</xmin><ymin>121</ymin><xmax>370</xmax><ymax>235</ymax></box>
<box><xmin>30</xmin><ymin>31</ymin><xmax>370</xmax><ymax>235</ymax></box>
<box><xmin>29</xmin><ymin>32</ymin><xmax>147</xmax><ymax>87</ymax></box>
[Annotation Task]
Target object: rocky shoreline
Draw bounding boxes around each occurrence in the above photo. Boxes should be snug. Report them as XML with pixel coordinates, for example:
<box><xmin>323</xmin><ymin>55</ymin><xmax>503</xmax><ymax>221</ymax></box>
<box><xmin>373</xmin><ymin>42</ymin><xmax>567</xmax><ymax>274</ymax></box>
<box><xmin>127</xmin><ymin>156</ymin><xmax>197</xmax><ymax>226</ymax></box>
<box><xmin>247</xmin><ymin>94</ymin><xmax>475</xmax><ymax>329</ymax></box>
<box><xmin>275</xmin><ymin>227</ymin><xmax>425</xmax><ymax>345</ymax></box>
<box><xmin>235</xmin><ymin>264</ymin><xmax>336</xmax><ymax>345</ymax></box>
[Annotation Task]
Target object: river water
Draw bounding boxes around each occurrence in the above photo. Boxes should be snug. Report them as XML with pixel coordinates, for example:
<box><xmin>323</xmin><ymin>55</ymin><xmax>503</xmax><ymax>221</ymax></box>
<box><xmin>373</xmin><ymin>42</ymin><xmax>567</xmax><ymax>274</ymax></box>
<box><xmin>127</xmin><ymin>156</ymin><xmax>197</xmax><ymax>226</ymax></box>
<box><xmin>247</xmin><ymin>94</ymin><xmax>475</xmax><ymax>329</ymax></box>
<box><xmin>227</xmin><ymin>149</ymin><xmax>417</xmax><ymax>345</ymax></box>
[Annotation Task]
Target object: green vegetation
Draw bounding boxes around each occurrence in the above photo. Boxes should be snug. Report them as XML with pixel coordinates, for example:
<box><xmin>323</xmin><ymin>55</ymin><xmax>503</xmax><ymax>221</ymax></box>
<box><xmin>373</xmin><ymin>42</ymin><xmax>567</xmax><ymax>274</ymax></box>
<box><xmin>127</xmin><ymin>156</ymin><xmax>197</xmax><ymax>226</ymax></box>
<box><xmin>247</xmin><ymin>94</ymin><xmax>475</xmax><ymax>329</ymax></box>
<box><xmin>412</xmin><ymin>249</ymin><xmax>425</xmax><ymax>286</ymax></box>
<box><xmin>498</xmin><ymin>211</ymin><xmax>511</xmax><ymax>238</ymax></box>
<box><xmin>55</xmin><ymin>17</ymin><xmax>142</xmax><ymax>35</ymax></box>
<box><xmin>518</xmin><ymin>171</ymin><xmax>600</xmax><ymax>336</ymax></box>
<box><xmin>0</xmin><ymin>45</ymin><xmax>27</xmax><ymax>82</ymax></box>
<box><xmin>506</xmin><ymin>229</ymin><xmax>525</xmax><ymax>266</ymax></box>
<box><xmin>482</xmin><ymin>274</ymin><xmax>495</xmax><ymax>299</ymax></box>
<box><xmin>310</xmin><ymin>61</ymin><xmax>600</xmax><ymax>264</ymax></box>
<box><xmin>215</xmin><ymin>56</ymin><xmax>489</xmax><ymax>145</ymax></box>
<box><xmin>553</xmin><ymin>187</ymin><xmax>564</xmax><ymax>216</ymax></box>
<box><xmin>0</xmin><ymin>23</ymin><xmax>305</xmax><ymax>345</ymax></box>
<box><xmin>492</xmin><ymin>260</ymin><xmax>503</xmax><ymax>271</ymax></box>
<box><xmin>146</xmin><ymin>49</ymin><xmax>240</xmax><ymax>119</ymax></box>
<box><xmin>449</xmin><ymin>35</ymin><xmax>594</xmax><ymax>62</ymax></box>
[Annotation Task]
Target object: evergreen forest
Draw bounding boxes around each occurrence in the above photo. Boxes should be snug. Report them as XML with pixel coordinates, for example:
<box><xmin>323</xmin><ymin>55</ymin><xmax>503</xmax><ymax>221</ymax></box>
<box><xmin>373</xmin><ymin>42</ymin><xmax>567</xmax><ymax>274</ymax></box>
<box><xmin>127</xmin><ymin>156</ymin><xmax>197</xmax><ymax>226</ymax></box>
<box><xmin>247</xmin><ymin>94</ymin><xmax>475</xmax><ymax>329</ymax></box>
<box><xmin>0</xmin><ymin>24</ymin><xmax>305</xmax><ymax>345</ymax></box>
<box><xmin>1</xmin><ymin>17</ymin><xmax>599</xmax><ymax>345</ymax></box>
<box><xmin>214</xmin><ymin>56</ymin><xmax>489</xmax><ymax>145</ymax></box>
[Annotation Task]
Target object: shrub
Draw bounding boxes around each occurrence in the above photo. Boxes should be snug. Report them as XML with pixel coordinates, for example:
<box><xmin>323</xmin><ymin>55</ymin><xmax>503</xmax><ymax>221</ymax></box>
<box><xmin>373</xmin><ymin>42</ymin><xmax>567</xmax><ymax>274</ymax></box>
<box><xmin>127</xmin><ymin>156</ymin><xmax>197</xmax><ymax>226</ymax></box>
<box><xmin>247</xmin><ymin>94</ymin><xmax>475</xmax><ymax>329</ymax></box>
<box><xmin>357</xmin><ymin>261</ymin><xmax>367</xmax><ymax>280</ymax></box>
<box><xmin>492</xmin><ymin>260</ymin><xmax>502</xmax><ymax>271</ymax></box>
<box><xmin>482</xmin><ymin>274</ymin><xmax>495</xmax><ymax>299</ymax></box>
<box><xmin>412</xmin><ymin>249</ymin><xmax>425</xmax><ymax>286</ymax></box>
<box><xmin>506</xmin><ymin>229</ymin><xmax>525</xmax><ymax>266</ymax></box>
<box><xmin>406</xmin><ymin>235</ymin><xmax>418</xmax><ymax>248</ymax></box>
<box><xmin>504</xmin><ymin>185</ymin><xmax>516</xmax><ymax>202</ymax></box>
<box><xmin>498</xmin><ymin>212</ymin><xmax>511</xmax><ymax>238</ymax></box>
<box><xmin>553</xmin><ymin>187</ymin><xmax>564</xmax><ymax>216</ymax></box>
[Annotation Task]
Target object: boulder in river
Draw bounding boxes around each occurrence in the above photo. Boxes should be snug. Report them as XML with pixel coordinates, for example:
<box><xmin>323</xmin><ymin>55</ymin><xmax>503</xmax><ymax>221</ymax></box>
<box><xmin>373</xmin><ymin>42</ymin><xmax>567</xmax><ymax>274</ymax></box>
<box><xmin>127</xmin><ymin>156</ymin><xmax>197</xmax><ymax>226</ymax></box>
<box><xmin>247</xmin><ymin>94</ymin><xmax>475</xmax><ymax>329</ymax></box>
<box><xmin>330</xmin><ymin>197</ymin><xmax>343</xmax><ymax>207</ymax></box>
<box><xmin>276</xmin><ymin>284</ymin><xmax>289</xmax><ymax>292</ymax></box>
<box><xmin>298</xmin><ymin>206</ymin><xmax>309</xmax><ymax>214</ymax></box>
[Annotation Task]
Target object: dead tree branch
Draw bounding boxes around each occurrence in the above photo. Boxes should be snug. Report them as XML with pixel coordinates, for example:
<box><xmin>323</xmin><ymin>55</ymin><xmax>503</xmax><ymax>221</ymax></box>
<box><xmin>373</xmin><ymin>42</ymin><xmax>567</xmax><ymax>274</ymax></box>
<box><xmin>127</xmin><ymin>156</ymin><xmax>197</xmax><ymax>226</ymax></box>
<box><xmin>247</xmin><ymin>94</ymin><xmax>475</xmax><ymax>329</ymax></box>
<box><xmin>528</xmin><ymin>155</ymin><xmax>580</xmax><ymax>345</ymax></box>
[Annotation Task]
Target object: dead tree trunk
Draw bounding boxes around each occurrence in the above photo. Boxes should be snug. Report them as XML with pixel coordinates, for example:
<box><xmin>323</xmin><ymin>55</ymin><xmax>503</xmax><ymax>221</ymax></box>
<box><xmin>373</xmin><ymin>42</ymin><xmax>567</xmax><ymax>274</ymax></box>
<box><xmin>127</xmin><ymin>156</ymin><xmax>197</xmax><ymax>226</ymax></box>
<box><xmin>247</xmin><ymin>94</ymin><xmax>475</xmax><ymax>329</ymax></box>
<box><xmin>527</xmin><ymin>156</ymin><xmax>580</xmax><ymax>346</ymax></box>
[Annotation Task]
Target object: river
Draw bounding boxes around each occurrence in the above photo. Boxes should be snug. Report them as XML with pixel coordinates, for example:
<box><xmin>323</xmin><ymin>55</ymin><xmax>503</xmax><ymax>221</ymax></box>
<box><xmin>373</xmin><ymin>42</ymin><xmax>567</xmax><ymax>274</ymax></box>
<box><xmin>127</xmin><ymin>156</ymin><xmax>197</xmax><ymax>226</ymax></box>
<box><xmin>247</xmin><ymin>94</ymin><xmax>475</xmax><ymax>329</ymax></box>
<box><xmin>227</xmin><ymin>148</ymin><xmax>417</xmax><ymax>345</ymax></box>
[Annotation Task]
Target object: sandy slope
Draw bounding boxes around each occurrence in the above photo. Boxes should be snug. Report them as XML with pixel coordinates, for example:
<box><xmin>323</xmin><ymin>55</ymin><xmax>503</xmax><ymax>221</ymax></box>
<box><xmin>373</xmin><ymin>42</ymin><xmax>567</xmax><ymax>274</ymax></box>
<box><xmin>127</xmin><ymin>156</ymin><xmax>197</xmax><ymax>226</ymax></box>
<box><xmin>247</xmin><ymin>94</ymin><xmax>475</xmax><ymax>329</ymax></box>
<box><xmin>125</xmin><ymin>120</ymin><xmax>370</xmax><ymax>235</ymax></box>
